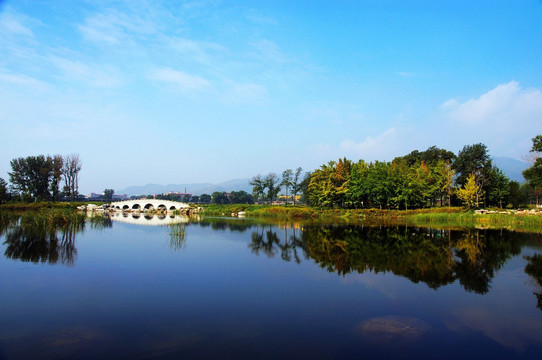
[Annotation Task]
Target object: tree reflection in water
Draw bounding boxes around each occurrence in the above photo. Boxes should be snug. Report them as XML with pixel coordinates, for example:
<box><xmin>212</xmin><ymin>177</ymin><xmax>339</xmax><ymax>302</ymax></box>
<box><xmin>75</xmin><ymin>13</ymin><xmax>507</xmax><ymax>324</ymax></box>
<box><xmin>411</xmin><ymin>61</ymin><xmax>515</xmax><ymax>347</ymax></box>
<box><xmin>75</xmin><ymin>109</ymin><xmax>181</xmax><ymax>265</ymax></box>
<box><xmin>1</xmin><ymin>213</ymin><xmax>539</xmax><ymax>301</ymax></box>
<box><xmin>525</xmin><ymin>254</ymin><xmax>542</xmax><ymax>310</ymax></box>
<box><xmin>1</xmin><ymin>212</ymin><xmax>112</xmax><ymax>266</ymax></box>
<box><xmin>249</xmin><ymin>225</ymin><xmax>309</xmax><ymax>263</ymax></box>
<box><xmin>2</xmin><ymin>215</ymin><xmax>85</xmax><ymax>266</ymax></box>
<box><xmin>247</xmin><ymin>223</ymin><xmax>527</xmax><ymax>295</ymax></box>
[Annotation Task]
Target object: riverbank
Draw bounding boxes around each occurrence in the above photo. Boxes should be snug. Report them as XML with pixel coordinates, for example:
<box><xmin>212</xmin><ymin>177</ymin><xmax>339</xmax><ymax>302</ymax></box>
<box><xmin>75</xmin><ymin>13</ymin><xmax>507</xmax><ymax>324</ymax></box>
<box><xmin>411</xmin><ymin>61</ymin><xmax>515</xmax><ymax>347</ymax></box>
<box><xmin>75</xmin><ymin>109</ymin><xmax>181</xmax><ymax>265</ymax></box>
<box><xmin>0</xmin><ymin>202</ymin><xmax>96</xmax><ymax>210</ymax></box>
<box><xmin>201</xmin><ymin>204</ymin><xmax>542</xmax><ymax>232</ymax></box>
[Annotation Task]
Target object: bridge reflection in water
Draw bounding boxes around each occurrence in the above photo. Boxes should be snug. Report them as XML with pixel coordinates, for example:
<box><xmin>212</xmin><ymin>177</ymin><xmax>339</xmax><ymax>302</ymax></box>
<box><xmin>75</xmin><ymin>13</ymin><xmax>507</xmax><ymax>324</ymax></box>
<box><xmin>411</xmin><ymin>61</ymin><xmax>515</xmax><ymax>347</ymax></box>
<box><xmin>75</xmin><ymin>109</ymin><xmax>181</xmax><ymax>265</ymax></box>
<box><xmin>109</xmin><ymin>212</ymin><xmax>190</xmax><ymax>226</ymax></box>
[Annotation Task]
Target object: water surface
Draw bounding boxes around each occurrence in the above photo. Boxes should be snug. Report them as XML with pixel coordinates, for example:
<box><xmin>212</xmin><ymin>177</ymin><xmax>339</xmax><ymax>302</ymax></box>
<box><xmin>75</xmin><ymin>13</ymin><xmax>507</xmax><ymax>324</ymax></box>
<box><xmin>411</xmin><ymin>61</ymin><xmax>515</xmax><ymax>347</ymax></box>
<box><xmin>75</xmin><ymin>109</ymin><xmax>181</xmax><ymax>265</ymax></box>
<box><xmin>1</xmin><ymin>213</ymin><xmax>541</xmax><ymax>359</ymax></box>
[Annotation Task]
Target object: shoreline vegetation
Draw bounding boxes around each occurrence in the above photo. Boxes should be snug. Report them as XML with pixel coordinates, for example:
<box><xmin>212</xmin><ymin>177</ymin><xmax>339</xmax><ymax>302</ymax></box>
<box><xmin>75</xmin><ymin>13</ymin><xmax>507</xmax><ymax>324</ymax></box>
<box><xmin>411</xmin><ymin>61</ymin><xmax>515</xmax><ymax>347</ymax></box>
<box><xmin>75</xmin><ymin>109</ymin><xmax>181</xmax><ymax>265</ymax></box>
<box><xmin>201</xmin><ymin>204</ymin><xmax>542</xmax><ymax>232</ymax></box>
<box><xmin>1</xmin><ymin>202</ymin><xmax>542</xmax><ymax>233</ymax></box>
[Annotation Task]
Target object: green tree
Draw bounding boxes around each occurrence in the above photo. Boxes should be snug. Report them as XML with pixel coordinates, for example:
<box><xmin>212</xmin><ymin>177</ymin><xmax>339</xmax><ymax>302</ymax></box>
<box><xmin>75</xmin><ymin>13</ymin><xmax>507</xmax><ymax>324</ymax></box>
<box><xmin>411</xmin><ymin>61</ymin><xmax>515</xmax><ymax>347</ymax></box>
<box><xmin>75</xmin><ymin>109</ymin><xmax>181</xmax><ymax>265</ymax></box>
<box><xmin>229</xmin><ymin>190</ymin><xmax>254</xmax><ymax>204</ymax></box>
<box><xmin>249</xmin><ymin>174</ymin><xmax>265</xmax><ymax>203</ymax></box>
<box><xmin>281</xmin><ymin>169</ymin><xmax>293</xmax><ymax>205</ymax></box>
<box><xmin>453</xmin><ymin>143</ymin><xmax>492</xmax><ymax>187</ymax></box>
<box><xmin>104</xmin><ymin>189</ymin><xmax>114</xmax><ymax>202</ymax></box>
<box><xmin>394</xmin><ymin>145</ymin><xmax>456</xmax><ymax>166</ymax></box>
<box><xmin>63</xmin><ymin>153</ymin><xmax>82</xmax><ymax>201</ymax></box>
<box><xmin>50</xmin><ymin>155</ymin><xmax>63</xmax><ymax>201</ymax></box>
<box><xmin>264</xmin><ymin>172</ymin><xmax>281</xmax><ymax>203</ymax></box>
<box><xmin>486</xmin><ymin>167</ymin><xmax>510</xmax><ymax>208</ymax></box>
<box><xmin>457</xmin><ymin>173</ymin><xmax>483</xmax><ymax>208</ymax></box>
<box><xmin>508</xmin><ymin>181</ymin><xmax>523</xmax><ymax>208</ymax></box>
<box><xmin>290</xmin><ymin>167</ymin><xmax>303</xmax><ymax>206</ymax></box>
<box><xmin>211</xmin><ymin>191</ymin><xmax>229</xmax><ymax>204</ymax></box>
<box><xmin>348</xmin><ymin>160</ymin><xmax>369</xmax><ymax>208</ymax></box>
<box><xmin>0</xmin><ymin>177</ymin><xmax>9</xmax><ymax>204</ymax></box>
<box><xmin>523</xmin><ymin>135</ymin><xmax>542</xmax><ymax>205</ymax></box>
<box><xmin>9</xmin><ymin>155</ymin><xmax>54</xmax><ymax>201</ymax></box>
<box><xmin>199</xmin><ymin>193</ymin><xmax>211</xmax><ymax>203</ymax></box>
<box><xmin>8</xmin><ymin>157</ymin><xmax>30</xmax><ymax>200</ymax></box>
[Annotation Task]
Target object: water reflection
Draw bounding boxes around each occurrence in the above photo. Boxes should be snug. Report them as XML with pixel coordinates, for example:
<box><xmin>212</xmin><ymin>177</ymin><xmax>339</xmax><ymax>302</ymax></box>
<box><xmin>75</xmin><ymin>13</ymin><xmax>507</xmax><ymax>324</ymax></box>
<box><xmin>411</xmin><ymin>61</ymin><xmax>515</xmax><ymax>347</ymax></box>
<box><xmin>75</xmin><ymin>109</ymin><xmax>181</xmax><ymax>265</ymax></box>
<box><xmin>0</xmin><ymin>212</ymin><xmax>538</xmax><ymax>300</ymax></box>
<box><xmin>249</xmin><ymin>226</ymin><xmax>308</xmax><ymax>263</ymax></box>
<box><xmin>246</xmin><ymin>224</ymin><xmax>524</xmax><ymax>294</ymax></box>
<box><xmin>1</xmin><ymin>214</ymin><xmax>85</xmax><ymax>266</ymax></box>
<box><xmin>109</xmin><ymin>211</ymin><xmax>189</xmax><ymax>226</ymax></box>
<box><xmin>524</xmin><ymin>254</ymin><xmax>542</xmax><ymax>310</ymax></box>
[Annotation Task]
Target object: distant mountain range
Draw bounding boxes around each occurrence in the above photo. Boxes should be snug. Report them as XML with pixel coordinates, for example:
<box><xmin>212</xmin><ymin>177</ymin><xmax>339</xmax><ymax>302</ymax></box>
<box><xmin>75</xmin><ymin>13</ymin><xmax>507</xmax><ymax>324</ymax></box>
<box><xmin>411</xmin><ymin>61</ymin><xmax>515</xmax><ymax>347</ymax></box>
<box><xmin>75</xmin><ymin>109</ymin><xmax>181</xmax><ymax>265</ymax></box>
<box><xmin>116</xmin><ymin>178</ymin><xmax>252</xmax><ymax>196</ymax></box>
<box><xmin>115</xmin><ymin>157</ymin><xmax>530</xmax><ymax>196</ymax></box>
<box><xmin>492</xmin><ymin>157</ymin><xmax>529</xmax><ymax>183</ymax></box>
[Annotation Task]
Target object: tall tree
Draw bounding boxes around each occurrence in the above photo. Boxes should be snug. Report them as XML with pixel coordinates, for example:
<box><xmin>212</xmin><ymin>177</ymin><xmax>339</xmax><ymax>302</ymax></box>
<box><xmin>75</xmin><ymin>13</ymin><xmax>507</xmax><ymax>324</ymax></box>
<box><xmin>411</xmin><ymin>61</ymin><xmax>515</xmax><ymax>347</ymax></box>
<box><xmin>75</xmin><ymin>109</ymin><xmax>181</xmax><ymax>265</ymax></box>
<box><xmin>264</xmin><ymin>172</ymin><xmax>281</xmax><ymax>203</ymax></box>
<box><xmin>290</xmin><ymin>167</ymin><xmax>303</xmax><ymax>206</ymax></box>
<box><xmin>50</xmin><ymin>155</ymin><xmax>64</xmax><ymax>202</ymax></box>
<box><xmin>104</xmin><ymin>189</ymin><xmax>114</xmax><ymax>202</ymax></box>
<box><xmin>486</xmin><ymin>167</ymin><xmax>510</xmax><ymax>208</ymax></box>
<box><xmin>523</xmin><ymin>135</ymin><xmax>542</xmax><ymax>205</ymax></box>
<box><xmin>211</xmin><ymin>191</ymin><xmax>229</xmax><ymax>204</ymax></box>
<box><xmin>281</xmin><ymin>169</ymin><xmax>293</xmax><ymax>206</ymax></box>
<box><xmin>63</xmin><ymin>154</ymin><xmax>82</xmax><ymax>201</ymax></box>
<box><xmin>249</xmin><ymin>175</ymin><xmax>265</xmax><ymax>203</ymax></box>
<box><xmin>394</xmin><ymin>145</ymin><xmax>456</xmax><ymax>166</ymax></box>
<box><xmin>452</xmin><ymin>143</ymin><xmax>492</xmax><ymax>188</ymax></box>
<box><xmin>8</xmin><ymin>157</ymin><xmax>30</xmax><ymax>200</ymax></box>
<box><xmin>9</xmin><ymin>155</ymin><xmax>54</xmax><ymax>201</ymax></box>
<box><xmin>457</xmin><ymin>173</ymin><xmax>483</xmax><ymax>209</ymax></box>
<box><xmin>0</xmin><ymin>178</ymin><xmax>9</xmax><ymax>204</ymax></box>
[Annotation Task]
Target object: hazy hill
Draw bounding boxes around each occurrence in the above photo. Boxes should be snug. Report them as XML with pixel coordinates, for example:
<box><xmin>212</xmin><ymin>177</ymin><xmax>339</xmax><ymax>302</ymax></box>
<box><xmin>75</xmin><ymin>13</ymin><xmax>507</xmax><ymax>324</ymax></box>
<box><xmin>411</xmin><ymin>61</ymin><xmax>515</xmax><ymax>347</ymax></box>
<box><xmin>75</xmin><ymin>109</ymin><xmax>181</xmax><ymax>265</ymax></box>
<box><xmin>117</xmin><ymin>178</ymin><xmax>252</xmax><ymax>196</ymax></box>
<box><xmin>492</xmin><ymin>157</ymin><xmax>529</xmax><ymax>183</ymax></box>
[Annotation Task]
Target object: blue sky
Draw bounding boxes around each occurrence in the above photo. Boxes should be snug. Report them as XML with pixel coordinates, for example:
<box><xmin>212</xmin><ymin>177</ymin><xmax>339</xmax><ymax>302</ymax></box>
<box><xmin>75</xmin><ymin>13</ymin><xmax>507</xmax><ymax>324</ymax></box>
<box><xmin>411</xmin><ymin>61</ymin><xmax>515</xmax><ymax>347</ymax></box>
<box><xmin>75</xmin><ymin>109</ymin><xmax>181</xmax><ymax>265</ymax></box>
<box><xmin>1</xmin><ymin>0</ymin><xmax>541</xmax><ymax>193</ymax></box>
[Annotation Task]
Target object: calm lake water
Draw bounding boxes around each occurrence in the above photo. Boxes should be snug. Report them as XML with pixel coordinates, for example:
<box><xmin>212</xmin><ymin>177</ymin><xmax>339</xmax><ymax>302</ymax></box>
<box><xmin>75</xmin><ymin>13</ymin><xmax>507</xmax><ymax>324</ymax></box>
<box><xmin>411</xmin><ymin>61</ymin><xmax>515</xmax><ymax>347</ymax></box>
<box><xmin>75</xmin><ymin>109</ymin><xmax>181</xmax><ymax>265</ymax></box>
<box><xmin>1</xmin><ymin>212</ymin><xmax>542</xmax><ymax>359</ymax></box>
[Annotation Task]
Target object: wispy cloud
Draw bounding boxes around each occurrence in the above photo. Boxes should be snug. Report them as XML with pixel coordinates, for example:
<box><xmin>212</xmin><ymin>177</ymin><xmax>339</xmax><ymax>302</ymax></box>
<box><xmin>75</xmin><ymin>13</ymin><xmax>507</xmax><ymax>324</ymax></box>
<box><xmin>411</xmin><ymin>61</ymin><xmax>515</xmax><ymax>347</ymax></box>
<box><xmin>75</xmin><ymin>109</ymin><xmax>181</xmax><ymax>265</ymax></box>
<box><xmin>49</xmin><ymin>56</ymin><xmax>123</xmax><ymax>88</ymax></box>
<box><xmin>0</xmin><ymin>70</ymin><xmax>48</xmax><ymax>91</ymax></box>
<box><xmin>167</xmin><ymin>37</ymin><xmax>226</xmax><ymax>64</ymax></box>
<box><xmin>340</xmin><ymin>128</ymin><xmax>398</xmax><ymax>160</ymax></box>
<box><xmin>441</xmin><ymin>81</ymin><xmax>542</xmax><ymax>155</ymax></box>
<box><xmin>0</xmin><ymin>12</ymin><xmax>34</xmax><ymax>37</ymax></box>
<box><xmin>443</xmin><ymin>81</ymin><xmax>542</xmax><ymax>125</ymax></box>
<box><xmin>149</xmin><ymin>67</ymin><xmax>211</xmax><ymax>93</ymax></box>
<box><xmin>220</xmin><ymin>81</ymin><xmax>267</xmax><ymax>105</ymax></box>
<box><xmin>250</xmin><ymin>39</ymin><xmax>291</xmax><ymax>64</ymax></box>
<box><xmin>77</xmin><ymin>9</ymin><xmax>156</xmax><ymax>45</ymax></box>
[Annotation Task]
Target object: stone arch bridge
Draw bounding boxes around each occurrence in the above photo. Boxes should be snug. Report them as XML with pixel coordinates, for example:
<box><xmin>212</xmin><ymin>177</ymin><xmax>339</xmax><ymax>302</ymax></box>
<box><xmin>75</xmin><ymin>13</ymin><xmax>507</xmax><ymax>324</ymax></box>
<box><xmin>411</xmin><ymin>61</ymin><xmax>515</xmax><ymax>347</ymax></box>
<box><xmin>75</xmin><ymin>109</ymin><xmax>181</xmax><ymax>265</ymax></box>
<box><xmin>110</xmin><ymin>199</ymin><xmax>190</xmax><ymax>211</ymax></box>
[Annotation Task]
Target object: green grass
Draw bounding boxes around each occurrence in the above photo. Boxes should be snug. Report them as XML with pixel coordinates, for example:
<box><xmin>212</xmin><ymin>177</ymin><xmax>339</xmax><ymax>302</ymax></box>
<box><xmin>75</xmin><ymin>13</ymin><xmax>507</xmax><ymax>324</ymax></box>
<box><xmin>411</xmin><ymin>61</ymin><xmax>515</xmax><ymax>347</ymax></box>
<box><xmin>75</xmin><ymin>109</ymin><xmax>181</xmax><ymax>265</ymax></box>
<box><xmin>18</xmin><ymin>208</ymin><xmax>87</xmax><ymax>227</ymax></box>
<box><xmin>0</xmin><ymin>201</ymin><xmax>104</xmax><ymax>211</ymax></box>
<box><xmin>199</xmin><ymin>205</ymin><xmax>542</xmax><ymax>232</ymax></box>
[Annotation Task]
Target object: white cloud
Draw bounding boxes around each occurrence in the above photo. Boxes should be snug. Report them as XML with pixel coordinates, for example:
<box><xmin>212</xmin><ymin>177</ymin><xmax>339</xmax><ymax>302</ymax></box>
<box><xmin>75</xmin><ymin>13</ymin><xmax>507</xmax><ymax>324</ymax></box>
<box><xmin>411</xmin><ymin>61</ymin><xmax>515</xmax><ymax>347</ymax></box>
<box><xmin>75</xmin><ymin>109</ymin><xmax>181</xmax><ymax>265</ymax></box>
<box><xmin>445</xmin><ymin>306</ymin><xmax>542</xmax><ymax>353</ymax></box>
<box><xmin>149</xmin><ymin>67</ymin><xmax>211</xmax><ymax>93</ymax></box>
<box><xmin>77</xmin><ymin>9</ymin><xmax>156</xmax><ymax>45</ymax></box>
<box><xmin>0</xmin><ymin>71</ymin><xmax>48</xmax><ymax>91</ymax></box>
<box><xmin>339</xmin><ymin>127</ymin><xmax>398</xmax><ymax>160</ymax></box>
<box><xmin>220</xmin><ymin>81</ymin><xmax>267</xmax><ymax>105</ymax></box>
<box><xmin>441</xmin><ymin>81</ymin><xmax>542</xmax><ymax>157</ymax></box>
<box><xmin>398</xmin><ymin>71</ymin><xmax>415</xmax><ymax>78</ymax></box>
<box><xmin>443</xmin><ymin>81</ymin><xmax>542</xmax><ymax>126</ymax></box>
<box><xmin>0</xmin><ymin>12</ymin><xmax>34</xmax><ymax>37</ymax></box>
<box><xmin>49</xmin><ymin>56</ymin><xmax>123</xmax><ymax>88</ymax></box>
<box><xmin>167</xmin><ymin>37</ymin><xmax>226</xmax><ymax>64</ymax></box>
<box><xmin>250</xmin><ymin>39</ymin><xmax>290</xmax><ymax>64</ymax></box>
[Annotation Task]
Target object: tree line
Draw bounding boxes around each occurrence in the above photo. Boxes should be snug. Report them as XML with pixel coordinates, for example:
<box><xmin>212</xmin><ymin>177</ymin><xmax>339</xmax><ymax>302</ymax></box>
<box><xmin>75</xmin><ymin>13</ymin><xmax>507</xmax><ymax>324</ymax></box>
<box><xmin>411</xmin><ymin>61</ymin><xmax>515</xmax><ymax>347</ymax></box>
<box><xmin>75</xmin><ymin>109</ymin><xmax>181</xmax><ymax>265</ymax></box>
<box><xmin>132</xmin><ymin>190</ymin><xmax>255</xmax><ymax>205</ymax></box>
<box><xmin>250</xmin><ymin>140</ymin><xmax>542</xmax><ymax>209</ymax></box>
<box><xmin>0</xmin><ymin>154</ymin><xmax>82</xmax><ymax>203</ymax></box>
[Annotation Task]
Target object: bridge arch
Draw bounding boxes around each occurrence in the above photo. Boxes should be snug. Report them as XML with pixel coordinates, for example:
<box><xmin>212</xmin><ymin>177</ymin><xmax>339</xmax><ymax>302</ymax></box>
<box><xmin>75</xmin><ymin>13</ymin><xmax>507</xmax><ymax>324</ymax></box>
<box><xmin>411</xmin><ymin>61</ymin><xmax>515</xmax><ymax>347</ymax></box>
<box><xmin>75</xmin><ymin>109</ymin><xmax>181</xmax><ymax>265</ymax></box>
<box><xmin>110</xmin><ymin>199</ymin><xmax>190</xmax><ymax>212</ymax></box>
<box><xmin>144</xmin><ymin>203</ymin><xmax>154</xmax><ymax>211</ymax></box>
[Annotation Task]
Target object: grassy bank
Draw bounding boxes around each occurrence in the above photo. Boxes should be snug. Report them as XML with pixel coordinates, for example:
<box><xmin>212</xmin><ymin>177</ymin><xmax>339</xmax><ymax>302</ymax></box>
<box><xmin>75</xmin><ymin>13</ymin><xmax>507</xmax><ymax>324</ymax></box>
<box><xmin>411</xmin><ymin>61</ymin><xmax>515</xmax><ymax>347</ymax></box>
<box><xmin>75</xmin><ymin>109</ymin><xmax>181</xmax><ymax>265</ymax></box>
<box><xmin>201</xmin><ymin>204</ymin><xmax>542</xmax><ymax>232</ymax></box>
<box><xmin>409</xmin><ymin>211</ymin><xmax>542</xmax><ymax>233</ymax></box>
<box><xmin>0</xmin><ymin>202</ymin><xmax>99</xmax><ymax>211</ymax></box>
